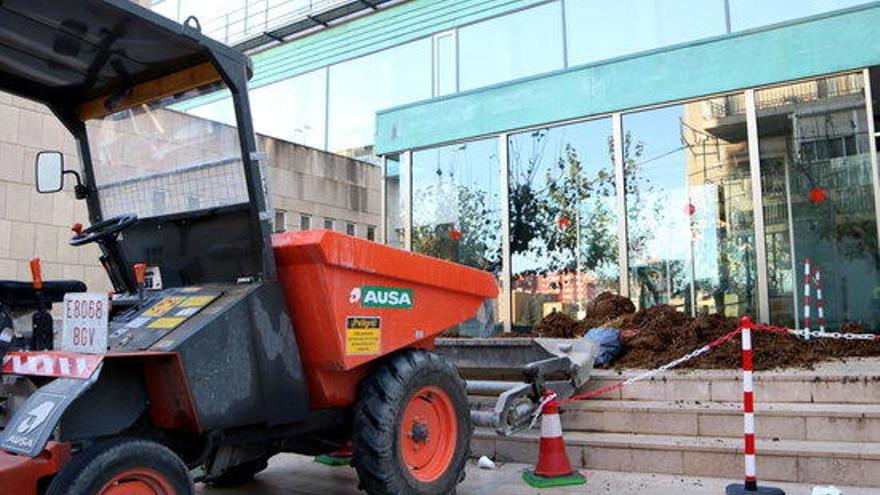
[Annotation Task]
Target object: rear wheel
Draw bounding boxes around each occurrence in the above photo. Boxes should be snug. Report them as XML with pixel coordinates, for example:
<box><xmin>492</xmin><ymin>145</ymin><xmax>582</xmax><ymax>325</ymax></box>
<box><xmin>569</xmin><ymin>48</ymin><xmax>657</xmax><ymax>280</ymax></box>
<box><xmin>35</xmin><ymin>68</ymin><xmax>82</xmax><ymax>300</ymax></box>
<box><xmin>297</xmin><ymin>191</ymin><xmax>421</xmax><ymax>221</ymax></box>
<box><xmin>46</xmin><ymin>438</ymin><xmax>193</xmax><ymax>495</ymax></box>
<box><xmin>352</xmin><ymin>350</ymin><xmax>470</xmax><ymax>495</ymax></box>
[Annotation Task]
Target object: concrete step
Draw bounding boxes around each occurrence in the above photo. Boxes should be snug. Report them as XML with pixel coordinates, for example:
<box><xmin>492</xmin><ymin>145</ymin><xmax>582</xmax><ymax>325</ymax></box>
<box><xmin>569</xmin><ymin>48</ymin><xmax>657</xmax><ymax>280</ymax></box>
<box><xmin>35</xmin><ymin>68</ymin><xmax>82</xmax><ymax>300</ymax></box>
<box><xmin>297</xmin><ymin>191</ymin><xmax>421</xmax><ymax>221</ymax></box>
<box><xmin>582</xmin><ymin>358</ymin><xmax>880</xmax><ymax>404</ymax></box>
<box><xmin>472</xmin><ymin>428</ymin><xmax>880</xmax><ymax>488</ymax></box>
<box><xmin>559</xmin><ymin>400</ymin><xmax>880</xmax><ymax>442</ymax></box>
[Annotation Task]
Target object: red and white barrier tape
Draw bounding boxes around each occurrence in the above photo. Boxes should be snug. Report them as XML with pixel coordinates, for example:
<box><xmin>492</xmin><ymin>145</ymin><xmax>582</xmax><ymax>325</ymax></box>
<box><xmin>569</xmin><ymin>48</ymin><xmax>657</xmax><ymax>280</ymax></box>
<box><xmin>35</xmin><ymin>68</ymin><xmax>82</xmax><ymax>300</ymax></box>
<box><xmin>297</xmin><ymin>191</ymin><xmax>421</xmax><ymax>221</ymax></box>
<box><xmin>747</xmin><ymin>321</ymin><xmax>878</xmax><ymax>341</ymax></box>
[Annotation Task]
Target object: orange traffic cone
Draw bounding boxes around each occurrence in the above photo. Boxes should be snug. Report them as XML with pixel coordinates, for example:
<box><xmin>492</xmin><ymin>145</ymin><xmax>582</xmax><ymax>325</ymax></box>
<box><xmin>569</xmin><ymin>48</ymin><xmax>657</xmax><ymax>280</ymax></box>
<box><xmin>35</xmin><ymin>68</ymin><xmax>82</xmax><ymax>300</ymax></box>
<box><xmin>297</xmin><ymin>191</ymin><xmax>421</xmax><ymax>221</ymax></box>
<box><xmin>523</xmin><ymin>393</ymin><xmax>586</xmax><ymax>488</ymax></box>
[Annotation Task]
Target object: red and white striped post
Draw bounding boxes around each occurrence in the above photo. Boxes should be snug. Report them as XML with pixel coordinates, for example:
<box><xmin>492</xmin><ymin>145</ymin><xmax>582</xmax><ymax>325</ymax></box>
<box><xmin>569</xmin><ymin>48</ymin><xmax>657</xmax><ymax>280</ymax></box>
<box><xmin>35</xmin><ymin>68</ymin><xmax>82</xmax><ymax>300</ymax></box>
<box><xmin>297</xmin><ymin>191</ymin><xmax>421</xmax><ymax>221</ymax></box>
<box><xmin>802</xmin><ymin>259</ymin><xmax>812</xmax><ymax>340</ymax></box>
<box><xmin>813</xmin><ymin>266</ymin><xmax>825</xmax><ymax>335</ymax></box>
<box><xmin>725</xmin><ymin>317</ymin><xmax>785</xmax><ymax>495</ymax></box>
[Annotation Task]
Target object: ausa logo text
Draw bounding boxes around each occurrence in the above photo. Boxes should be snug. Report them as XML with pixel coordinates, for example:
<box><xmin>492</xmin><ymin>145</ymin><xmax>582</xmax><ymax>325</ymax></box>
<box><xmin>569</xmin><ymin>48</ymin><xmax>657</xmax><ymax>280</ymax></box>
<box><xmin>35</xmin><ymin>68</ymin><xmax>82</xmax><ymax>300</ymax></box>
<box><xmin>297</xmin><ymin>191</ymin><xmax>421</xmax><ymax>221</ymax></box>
<box><xmin>349</xmin><ymin>286</ymin><xmax>413</xmax><ymax>308</ymax></box>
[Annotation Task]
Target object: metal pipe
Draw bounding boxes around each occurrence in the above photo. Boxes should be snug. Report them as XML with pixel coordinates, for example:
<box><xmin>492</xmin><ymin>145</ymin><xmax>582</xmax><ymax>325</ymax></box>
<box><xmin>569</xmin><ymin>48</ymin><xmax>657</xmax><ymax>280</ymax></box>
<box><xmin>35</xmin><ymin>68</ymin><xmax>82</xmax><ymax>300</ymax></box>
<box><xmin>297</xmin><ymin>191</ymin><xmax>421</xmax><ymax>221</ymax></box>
<box><xmin>466</xmin><ymin>380</ymin><xmax>526</xmax><ymax>396</ymax></box>
<box><xmin>470</xmin><ymin>410</ymin><xmax>497</xmax><ymax>428</ymax></box>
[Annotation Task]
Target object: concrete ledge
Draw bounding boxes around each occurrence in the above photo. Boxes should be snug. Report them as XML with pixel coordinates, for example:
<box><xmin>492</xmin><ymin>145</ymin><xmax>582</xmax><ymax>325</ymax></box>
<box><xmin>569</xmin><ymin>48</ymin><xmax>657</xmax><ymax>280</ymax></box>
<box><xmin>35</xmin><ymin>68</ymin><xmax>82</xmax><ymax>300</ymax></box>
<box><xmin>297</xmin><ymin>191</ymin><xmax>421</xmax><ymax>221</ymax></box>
<box><xmin>472</xmin><ymin>429</ymin><xmax>880</xmax><ymax>486</ymax></box>
<box><xmin>583</xmin><ymin>359</ymin><xmax>880</xmax><ymax>404</ymax></box>
<box><xmin>558</xmin><ymin>400</ymin><xmax>880</xmax><ymax>442</ymax></box>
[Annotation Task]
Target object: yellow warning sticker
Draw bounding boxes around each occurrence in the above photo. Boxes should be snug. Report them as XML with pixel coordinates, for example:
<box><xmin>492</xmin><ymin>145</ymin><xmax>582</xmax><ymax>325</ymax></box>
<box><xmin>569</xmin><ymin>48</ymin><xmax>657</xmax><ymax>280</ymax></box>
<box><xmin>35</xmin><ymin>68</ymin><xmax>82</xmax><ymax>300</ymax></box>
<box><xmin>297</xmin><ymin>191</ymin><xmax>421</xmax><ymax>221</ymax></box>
<box><xmin>148</xmin><ymin>317</ymin><xmax>186</xmax><ymax>329</ymax></box>
<box><xmin>345</xmin><ymin>317</ymin><xmax>381</xmax><ymax>355</ymax></box>
<box><xmin>178</xmin><ymin>295</ymin><xmax>218</xmax><ymax>308</ymax></box>
<box><xmin>143</xmin><ymin>297</ymin><xmax>185</xmax><ymax>317</ymax></box>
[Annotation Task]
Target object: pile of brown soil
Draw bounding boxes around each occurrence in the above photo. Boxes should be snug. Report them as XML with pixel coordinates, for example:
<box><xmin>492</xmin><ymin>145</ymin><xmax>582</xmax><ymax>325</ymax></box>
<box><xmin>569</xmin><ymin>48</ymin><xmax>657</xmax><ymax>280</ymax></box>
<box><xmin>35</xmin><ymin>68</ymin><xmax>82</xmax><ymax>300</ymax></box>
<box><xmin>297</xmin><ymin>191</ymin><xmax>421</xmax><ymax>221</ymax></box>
<box><xmin>533</xmin><ymin>311</ymin><xmax>581</xmax><ymax>338</ymax></box>
<box><xmin>610</xmin><ymin>307</ymin><xmax>880</xmax><ymax>371</ymax></box>
<box><xmin>581</xmin><ymin>292</ymin><xmax>636</xmax><ymax>330</ymax></box>
<box><xmin>527</xmin><ymin>292</ymin><xmax>880</xmax><ymax>370</ymax></box>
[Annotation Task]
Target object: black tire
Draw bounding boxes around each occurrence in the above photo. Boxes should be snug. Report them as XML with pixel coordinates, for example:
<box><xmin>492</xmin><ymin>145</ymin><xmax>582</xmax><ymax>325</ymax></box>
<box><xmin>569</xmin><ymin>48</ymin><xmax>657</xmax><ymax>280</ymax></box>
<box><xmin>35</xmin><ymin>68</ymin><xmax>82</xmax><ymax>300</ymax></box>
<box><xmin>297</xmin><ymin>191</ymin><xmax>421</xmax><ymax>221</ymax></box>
<box><xmin>45</xmin><ymin>437</ymin><xmax>193</xmax><ymax>495</ymax></box>
<box><xmin>352</xmin><ymin>349</ymin><xmax>471</xmax><ymax>495</ymax></box>
<box><xmin>205</xmin><ymin>458</ymin><xmax>269</xmax><ymax>488</ymax></box>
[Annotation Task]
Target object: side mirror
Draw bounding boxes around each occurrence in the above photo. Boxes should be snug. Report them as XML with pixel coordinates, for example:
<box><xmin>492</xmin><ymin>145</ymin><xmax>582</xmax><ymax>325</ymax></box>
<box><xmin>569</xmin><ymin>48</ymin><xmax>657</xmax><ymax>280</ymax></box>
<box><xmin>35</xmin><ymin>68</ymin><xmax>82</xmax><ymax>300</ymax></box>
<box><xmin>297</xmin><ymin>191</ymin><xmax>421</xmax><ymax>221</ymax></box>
<box><xmin>35</xmin><ymin>151</ymin><xmax>64</xmax><ymax>193</ymax></box>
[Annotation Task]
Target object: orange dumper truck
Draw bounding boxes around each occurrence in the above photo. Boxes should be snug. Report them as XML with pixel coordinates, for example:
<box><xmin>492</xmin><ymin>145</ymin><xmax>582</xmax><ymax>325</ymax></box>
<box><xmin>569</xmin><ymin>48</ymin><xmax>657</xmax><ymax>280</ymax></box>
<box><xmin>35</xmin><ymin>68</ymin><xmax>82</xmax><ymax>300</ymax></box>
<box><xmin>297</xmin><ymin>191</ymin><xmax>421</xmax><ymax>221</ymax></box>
<box><xmin>0</xmin><ymin>2</ymin><xmax>498</xmax><ymax>494</ymax></box>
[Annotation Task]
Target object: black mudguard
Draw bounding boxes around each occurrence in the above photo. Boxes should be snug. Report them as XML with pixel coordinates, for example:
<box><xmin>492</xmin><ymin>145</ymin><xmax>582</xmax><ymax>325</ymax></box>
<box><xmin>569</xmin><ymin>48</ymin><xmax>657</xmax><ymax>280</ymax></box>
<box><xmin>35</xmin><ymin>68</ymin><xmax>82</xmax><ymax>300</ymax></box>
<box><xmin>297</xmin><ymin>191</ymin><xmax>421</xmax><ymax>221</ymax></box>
<box><xmin>0</xmin><ymin>372</ymin><xmax>101</xmax><ymax>457</ymax></box>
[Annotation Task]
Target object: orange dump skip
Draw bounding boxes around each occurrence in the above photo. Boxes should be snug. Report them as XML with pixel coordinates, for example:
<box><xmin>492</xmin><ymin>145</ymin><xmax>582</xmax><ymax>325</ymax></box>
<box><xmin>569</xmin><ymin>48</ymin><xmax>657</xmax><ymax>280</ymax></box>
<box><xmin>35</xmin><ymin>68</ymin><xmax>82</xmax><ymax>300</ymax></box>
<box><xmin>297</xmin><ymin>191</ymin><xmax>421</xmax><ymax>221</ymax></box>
<box><xmin>272</xmin><ymin>230</ymin><xmax>498</xmax><ymax>408</ymax></box>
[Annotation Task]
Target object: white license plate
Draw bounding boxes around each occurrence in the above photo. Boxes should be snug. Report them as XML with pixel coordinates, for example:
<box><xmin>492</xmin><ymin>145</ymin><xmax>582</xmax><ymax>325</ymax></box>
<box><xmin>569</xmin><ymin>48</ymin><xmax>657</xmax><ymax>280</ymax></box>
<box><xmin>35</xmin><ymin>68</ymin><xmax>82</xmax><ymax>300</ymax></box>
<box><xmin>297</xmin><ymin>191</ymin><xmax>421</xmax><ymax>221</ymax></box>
<box><xmin>61</xmin><ymin>293</ymin><xmax>109</xmax><ymax>354</ymax></box>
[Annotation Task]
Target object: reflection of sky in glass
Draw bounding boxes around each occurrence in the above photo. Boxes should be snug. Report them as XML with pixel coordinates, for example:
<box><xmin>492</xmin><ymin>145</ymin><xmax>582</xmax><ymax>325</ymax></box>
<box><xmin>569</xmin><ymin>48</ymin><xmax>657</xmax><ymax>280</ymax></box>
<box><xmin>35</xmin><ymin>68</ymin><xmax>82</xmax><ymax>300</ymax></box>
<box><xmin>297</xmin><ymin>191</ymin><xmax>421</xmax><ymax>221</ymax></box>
<box><xmin>508</xmin><ymin>118</ymin><xmax>616</xmax><ymax>276</ymax></box>
<box><xmin>730</xmin><ymin>0</ymin><xmax>872</xmax><ymax>31</ymax></box>
<box><xmin>566</xmin><ymin>0</ymin><xmax>726</xmax><ymax>66</ymax></box>
<box><xmin>625</xmin><ymin>105</ymin><xmax>690</xmax><ymax>264</ymax></box>
<box><xmin>328</xmin><ymin>39</ymin><xmax>431</xmax><ymax>154</ymax></box>
<box><xmin>412</xmin><ymin>139</ymin><xmax>499</xmax><ymax>228</ymax></box>
<box><xmin>459</xmin><ymin>1</ymin><xmax>564</xmax><ymax>91</ymax></box>
<box><xmin>250</xmin><ymin>69</ymin><xmax>326</xmax><ymax>149</ymax></box>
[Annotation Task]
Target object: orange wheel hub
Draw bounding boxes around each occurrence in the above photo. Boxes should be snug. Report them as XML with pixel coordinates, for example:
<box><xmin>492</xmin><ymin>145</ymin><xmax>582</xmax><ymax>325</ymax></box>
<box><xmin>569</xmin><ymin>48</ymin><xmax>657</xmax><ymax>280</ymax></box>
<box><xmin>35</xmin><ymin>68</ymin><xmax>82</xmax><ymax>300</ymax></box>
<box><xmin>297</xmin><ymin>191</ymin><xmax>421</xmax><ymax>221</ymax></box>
<box><xmin>399</xmin><ymin>386</ymin><xmax>457</xmax><ymax>482</ymax></box>
<box><xmin>99</xmin><ymin>468</ymin><xmax>175</xmax><ymax>495</ymax></box>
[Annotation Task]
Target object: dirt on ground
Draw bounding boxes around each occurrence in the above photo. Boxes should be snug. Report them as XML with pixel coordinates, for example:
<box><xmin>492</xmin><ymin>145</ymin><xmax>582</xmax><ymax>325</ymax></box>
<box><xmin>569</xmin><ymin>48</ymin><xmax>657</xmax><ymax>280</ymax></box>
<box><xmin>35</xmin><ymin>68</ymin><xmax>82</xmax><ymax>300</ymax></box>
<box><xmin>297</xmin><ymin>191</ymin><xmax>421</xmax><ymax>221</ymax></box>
<box><xmin>527</xmin><ymin>292</ymin><xmax>880</xmax><ymax>370</ymax></box>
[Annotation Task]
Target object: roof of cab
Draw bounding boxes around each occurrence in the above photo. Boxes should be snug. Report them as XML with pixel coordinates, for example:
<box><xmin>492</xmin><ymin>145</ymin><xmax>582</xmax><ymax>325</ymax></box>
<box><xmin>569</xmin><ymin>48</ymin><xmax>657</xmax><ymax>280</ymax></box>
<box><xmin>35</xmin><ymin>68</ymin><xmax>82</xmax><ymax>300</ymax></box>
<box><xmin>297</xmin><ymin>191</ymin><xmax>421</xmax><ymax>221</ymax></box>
<box><xmin>0</xmin><ymin>0</ymin><xmax>251</xmax><ymax>117</ymax></box>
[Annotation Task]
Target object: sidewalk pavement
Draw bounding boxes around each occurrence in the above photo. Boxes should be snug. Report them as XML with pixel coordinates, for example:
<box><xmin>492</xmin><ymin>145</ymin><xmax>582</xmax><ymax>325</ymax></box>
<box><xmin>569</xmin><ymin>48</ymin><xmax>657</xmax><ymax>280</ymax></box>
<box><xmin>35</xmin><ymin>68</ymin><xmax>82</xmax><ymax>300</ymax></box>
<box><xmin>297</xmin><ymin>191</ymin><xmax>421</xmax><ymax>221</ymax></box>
<box><xmin>196</xmin><ymin>453</ymin><xmax>878</xmax><ymax>495</ymax></box>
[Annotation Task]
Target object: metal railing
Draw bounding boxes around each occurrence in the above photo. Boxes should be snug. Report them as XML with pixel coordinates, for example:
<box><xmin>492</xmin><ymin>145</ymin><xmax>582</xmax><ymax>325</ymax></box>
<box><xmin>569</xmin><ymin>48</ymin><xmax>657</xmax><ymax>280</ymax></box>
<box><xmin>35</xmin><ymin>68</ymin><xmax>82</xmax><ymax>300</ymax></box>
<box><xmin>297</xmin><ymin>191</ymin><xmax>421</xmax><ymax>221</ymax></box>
<box><xmin>200</xmin><ymin>0</ymin><xmax>356</xmax><ymax>46</ymax></box>
<box><xmin>706</xmin><ymin>74</ymin><xmax>865</xmax><ymax>118</ymax></box>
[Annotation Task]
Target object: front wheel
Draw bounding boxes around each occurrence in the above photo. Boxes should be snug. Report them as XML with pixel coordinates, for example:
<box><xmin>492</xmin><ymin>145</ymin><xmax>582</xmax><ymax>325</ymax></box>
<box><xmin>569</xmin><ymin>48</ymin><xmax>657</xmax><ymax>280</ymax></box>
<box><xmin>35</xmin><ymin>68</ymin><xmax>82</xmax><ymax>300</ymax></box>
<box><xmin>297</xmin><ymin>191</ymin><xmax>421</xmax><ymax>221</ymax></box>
<box><xmin>46</xmin><ymin>437</ymin><xmax>193</xmax><ymax>495</ymax></box>
<box><xmin>352</xmin><ymin>350</ymin><xmax>471</xmax><ymax>495</ymax></box>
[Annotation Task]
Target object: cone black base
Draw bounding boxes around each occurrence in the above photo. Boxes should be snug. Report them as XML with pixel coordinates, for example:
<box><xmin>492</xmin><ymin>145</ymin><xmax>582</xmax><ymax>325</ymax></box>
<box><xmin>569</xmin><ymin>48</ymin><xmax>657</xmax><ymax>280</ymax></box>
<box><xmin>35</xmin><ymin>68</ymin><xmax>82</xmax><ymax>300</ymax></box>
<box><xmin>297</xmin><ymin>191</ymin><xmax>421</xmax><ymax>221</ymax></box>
<box><xmin>725</xmin><ymin>483</ymin><xmax>785</xmax><ymax>495</ymax></box>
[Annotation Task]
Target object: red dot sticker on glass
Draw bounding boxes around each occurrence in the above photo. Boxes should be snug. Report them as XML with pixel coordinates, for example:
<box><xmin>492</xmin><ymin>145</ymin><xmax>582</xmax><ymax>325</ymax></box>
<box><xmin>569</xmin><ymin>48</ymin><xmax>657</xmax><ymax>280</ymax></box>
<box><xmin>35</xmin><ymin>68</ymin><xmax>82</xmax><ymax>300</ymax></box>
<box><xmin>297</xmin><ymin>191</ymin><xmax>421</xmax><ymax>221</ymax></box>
<box><xmin>809</xmin><ymin>187</ymin><xmax>829</xmax><ymax>203</ymax></box>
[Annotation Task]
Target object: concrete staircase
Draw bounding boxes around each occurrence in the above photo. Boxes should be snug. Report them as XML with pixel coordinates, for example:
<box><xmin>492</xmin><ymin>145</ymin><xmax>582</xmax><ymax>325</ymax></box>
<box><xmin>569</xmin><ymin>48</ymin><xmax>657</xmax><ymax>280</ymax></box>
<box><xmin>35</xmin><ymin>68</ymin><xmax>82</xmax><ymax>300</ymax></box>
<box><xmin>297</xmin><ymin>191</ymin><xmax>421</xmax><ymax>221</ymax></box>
<box><xmin>470</xmin><ymin>359</ymin><xmax>880</xmax><ymax>487</ymax></box>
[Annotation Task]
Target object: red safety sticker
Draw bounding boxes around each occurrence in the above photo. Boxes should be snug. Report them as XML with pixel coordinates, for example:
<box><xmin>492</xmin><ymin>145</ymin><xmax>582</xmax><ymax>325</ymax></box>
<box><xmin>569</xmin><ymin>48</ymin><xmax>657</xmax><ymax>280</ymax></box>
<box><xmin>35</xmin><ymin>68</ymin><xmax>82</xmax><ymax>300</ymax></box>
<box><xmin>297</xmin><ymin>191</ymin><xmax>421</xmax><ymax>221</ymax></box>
<box><xmin>1</xmin><ymin>351</ymin><xmax>102</xmax><ymax>379</ymax></box>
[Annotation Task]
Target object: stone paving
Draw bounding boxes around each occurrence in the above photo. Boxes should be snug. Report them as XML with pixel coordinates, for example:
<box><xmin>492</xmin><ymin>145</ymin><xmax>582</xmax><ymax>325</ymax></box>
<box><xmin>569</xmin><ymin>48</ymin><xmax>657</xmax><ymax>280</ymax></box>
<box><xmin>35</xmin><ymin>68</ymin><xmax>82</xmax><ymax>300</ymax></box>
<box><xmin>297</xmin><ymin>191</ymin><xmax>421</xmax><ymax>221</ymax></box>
<box><xmin>196</xmin><ymin>453</ymin><xmax>879</xmax><ymax>495</ymax></box>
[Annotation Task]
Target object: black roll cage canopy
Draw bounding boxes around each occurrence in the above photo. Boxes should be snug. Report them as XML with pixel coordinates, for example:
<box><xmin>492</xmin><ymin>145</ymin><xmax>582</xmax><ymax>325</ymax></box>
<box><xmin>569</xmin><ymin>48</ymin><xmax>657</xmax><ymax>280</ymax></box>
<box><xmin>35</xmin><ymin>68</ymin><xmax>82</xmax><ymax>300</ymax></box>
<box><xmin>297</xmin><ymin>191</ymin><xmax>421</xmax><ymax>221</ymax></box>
<box><xmin>0</xmin><ymin>0</ymin><xmax>277</xmax><ymax>281</ymax></box>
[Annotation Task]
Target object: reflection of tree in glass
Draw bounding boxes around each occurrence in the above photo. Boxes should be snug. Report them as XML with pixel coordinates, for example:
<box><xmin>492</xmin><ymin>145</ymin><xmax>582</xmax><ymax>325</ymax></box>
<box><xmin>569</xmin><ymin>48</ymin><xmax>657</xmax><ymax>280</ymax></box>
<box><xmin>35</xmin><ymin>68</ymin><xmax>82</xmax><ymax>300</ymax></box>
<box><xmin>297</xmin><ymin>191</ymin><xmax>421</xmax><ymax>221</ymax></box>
<box><xmin>412</xmin><ymin>182</ymin><xmax>501</xmax><ymax>273</ymax></box>
<box><xmin>508</xmin><ymin>129</ymin><xmax>653</xmax><ymax>279</ymax></box>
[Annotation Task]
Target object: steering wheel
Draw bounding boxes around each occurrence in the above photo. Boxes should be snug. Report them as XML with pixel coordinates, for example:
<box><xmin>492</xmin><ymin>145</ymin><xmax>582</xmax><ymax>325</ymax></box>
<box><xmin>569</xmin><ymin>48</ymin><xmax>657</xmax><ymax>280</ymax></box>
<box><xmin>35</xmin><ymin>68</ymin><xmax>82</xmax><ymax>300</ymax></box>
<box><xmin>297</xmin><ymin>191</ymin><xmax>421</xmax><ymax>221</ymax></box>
<box><xmin>69</xmin><ymin>214</ymin><xmax>138</xmax><ymax>247</ymax></box>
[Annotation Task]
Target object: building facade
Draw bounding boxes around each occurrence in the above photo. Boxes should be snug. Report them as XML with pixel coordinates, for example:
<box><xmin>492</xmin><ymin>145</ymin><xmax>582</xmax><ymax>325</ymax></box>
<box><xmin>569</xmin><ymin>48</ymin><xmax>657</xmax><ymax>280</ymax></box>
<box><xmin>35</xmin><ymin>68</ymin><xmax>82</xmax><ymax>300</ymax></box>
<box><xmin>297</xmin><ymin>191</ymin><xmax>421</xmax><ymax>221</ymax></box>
<box><xmin>152</xmin><ymin>0</ymin><xmax>880</xmax><ymax>332</ymax></box>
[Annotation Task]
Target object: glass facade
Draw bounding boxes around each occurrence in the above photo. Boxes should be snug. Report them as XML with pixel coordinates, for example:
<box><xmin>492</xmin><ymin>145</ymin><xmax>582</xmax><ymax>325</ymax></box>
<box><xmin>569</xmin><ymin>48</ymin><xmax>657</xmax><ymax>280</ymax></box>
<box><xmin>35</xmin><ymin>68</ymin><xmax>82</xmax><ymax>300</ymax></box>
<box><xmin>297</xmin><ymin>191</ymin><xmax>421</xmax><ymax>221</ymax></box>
<box><xmin>385</xmin><ymin>71</ymin><xmax>880</xmax><ymax>333</ymax></box>
<box><xmin>175</xmin><ymin>0</ymin><xmax>875</xmax><ymax>171</ymax></box>
<box><xmin>411</xmin><ymin>139</ymin><xmax>501</xmax><ymax>273</ymax></box>
<box><xmin>251</xmin><ymin>69</ymin><xmax>327</xmax><ymax>149</ymax></box>
<box><xmin>458</xmin><ymin>1</ymin><xmax>564</xmax><ymax>91</ymax></box>
<box><xmin>729</xmin><ymin>0</ymin><xmax>872</xmax><ymax>31</ymax></box>
<box><xmin>327</xmin><ymin>39</ymin><xmax>432</xmax><ymax>162</ymax></box>
<box><xmin>565</xmin><ymin>0</ymin><xmax>726</xmax><ymax>67</ymax></box>
<box><xmin>411</xmin><ymin>139</ymin><xmax>503</xmax><ymax>334</ymax></box>
<box><xmin>384</xmin><ymin>154</ymin><xmax>404</xmax><ymax>248</ymax></box>
<box><xmin>624</xmin><ymin>97</ymin><xmax>757</xmax><ymax>316</ymax></box>
<box><xmin>756</xmin><ymin>74</ymin><xmax>878</xmax><ymax>331</ymax></box>
<box><xmin>433</xmin><ymin>31</ymin><xmax>458</xmax><ymax>97</ymax></box>
<box><xmin>508</xmin><ymin>118</ymin><xmax>618</xmax><ymax>326</ymax></box>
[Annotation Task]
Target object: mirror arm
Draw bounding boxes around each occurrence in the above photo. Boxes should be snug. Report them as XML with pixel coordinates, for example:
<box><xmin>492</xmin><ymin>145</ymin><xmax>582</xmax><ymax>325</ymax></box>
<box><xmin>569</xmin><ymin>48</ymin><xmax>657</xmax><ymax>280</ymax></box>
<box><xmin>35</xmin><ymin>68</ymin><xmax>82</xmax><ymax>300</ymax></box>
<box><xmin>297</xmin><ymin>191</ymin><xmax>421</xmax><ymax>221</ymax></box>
<box><xmin>63</xmin><ymin>169</ymin><xmax>88</xmax><ymax>200</ymax></box>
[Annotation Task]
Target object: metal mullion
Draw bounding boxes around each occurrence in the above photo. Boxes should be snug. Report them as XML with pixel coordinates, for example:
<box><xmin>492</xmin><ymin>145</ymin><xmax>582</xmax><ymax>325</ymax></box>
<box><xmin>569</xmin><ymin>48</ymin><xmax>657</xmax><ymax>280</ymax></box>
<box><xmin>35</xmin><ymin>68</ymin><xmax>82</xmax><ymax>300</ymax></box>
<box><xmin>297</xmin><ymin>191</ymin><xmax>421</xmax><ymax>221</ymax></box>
<box><xmin>612</xmin><ymin>113</ymin><xmax>629</xmax><ymax>298</ymax></box>
<box><xmin>745</xmin><ymin>89</ymin><xmax>770</xmax><ymax>323</ymax></box>
<box><xmin>403</xmin><ymin>150</ymin><xmax>413</xmax><ymax>251</ymax></box>
<box><xmin>322</xmin><ymin>66</ymin><xmax>330</xmax><ymax>151</ymax></box>
<box><xmin>380</xmin><ymin>155</ymin><xmax>388</xmax><ymax>244</ymax></box>
<box><xmin>454</xmin><ymin>28</ymin><xmax>460</xmax><ymax>93</ymax></box>
<box><xmin>723</xmin><ymin>0</ymin><xmax>732</xmax><ymax>33</ymax></box>
<box><xmin>862</xmin><ymin>68</ymin><xmax>880</xmax><ymax>256</ymax></box>
<box><xmin>498</xmin><ymin>133</ymin><xmax>512</xmax><ymax>333</ymax></box>
<box><xmin>560</xmin><ymin>0</ymin><xmax>569</xmax><ymax>69</ymax></box>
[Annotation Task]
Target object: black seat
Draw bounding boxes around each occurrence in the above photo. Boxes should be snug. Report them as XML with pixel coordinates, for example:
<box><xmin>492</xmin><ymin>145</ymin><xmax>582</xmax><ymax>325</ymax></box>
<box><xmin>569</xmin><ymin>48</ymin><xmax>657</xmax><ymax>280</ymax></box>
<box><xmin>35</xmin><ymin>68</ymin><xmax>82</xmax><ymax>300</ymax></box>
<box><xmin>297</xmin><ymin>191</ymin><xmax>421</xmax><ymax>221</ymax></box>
<box><xmin>0</xmin><ymin>280</ymin><xmax>87</xmax><ymax>309</ymax></box>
